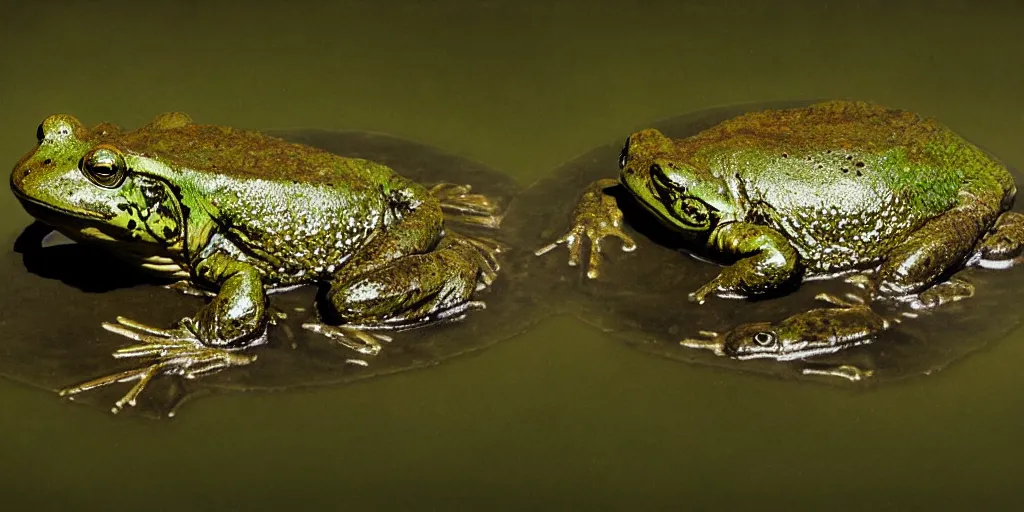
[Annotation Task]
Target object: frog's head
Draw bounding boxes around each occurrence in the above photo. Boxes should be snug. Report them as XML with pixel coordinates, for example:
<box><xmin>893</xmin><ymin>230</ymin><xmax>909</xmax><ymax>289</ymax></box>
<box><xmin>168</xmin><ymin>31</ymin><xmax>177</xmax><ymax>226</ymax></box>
<box><xmin>10</xmin><ymin>114</ymin><xmax>186</xmax><ymax>251</ymax></box>
<box><xmin>680</xmin><ymin>321</ymin><xmax>836</xmax><ymax>361</ymax></box>
<box><xmin>717</xmin><ymin>322</ymin><xmax>813</xmax><ymax>360</ymax></box>
<box><xmin>618</xmin><ymin>129</ymin><xmax>735</xmax><ymax>233</ymax></box>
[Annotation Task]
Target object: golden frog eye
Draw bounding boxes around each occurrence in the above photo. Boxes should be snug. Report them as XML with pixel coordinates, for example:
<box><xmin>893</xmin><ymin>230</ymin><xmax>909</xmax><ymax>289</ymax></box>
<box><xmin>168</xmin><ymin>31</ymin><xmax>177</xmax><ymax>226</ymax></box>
<box><xmin>81</xmin><ymin>145</ymin><xmax>127</xmax><ymax>188</ymax></box>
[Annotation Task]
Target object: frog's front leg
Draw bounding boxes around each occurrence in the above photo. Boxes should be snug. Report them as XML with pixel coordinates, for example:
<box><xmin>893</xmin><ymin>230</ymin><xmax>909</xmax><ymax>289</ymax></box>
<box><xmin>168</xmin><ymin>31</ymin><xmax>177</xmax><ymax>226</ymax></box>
<box><xmin>689</xmin><ymin>221</ymin><xmax>801</xmax><ymax>303</ymax></box>
<box><xmin>62</xmin><ymin>254</ymin><xmax>269</xmax><ymax>412</ymax></box>
<box><xmin>183</xmin><ymin>253</ymin><xmax>269</xmax><ymax>346</ymax></box>
<box><xmin>534</xmin><ymin>178</ymin><xmax>637</xmax><ymax>279</ymax></box>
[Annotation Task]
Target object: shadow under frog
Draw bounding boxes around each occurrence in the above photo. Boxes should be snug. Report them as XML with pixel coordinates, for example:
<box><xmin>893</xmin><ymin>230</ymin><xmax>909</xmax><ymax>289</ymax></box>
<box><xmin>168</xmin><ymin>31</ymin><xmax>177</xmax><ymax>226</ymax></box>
<box><xmin>0</xmin><ymin>128</ymin><xmax>530</xmax><ymax>418</ymax></box>
<box><xmin>506</xmin><ymin>101</ymin><xmax>1024</xmax><ymax>383</ymax></box>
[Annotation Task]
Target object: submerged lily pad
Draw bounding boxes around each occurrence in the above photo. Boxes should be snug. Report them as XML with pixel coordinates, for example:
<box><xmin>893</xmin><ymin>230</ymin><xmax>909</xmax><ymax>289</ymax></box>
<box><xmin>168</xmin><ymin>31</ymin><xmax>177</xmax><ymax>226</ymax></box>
<box><xmin>506</xmin><ymin>101</ymin><xmax>1024</xmax><ymax>384</ymax></box>
<box><xmin>0</xmin><ymin>130</ymin><xmax>533</xmax><ymax>417</ymax></box>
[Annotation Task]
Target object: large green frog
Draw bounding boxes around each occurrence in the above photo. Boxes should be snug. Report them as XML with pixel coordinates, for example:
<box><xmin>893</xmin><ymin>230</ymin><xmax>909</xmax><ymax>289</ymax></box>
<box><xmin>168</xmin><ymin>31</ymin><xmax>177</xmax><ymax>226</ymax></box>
<box><xmin>10</xmin><ymin>112</ymin><xmax>501</xmax><ymax>411</ymax></box>
<box><xmin>537</xmin><ymin>101</ymin><xmax>1024</xmax><ymax>305</ymax></box>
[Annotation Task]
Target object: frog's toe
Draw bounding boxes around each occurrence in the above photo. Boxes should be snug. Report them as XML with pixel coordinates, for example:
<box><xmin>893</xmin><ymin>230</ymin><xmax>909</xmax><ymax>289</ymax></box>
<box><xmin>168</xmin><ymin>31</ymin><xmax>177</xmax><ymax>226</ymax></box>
<box><xmin>580</xmin><ymin>223</ymin><xmax>637</xmax><ymax>279</ymax></box>
<box><xmin>593</xmin><ymin>219</ymin><xmax>637</xmax><ymax>253</ymax></box>
<box><xmin>800</xmin><ymin>364</ymin><xmax>874</xmax><ymax>382</ymax></box>
<box><xmin>535</xmin><ymin>225</ymin><xmax>586</xmax><ymax>265</ymax></box>
<box><xmin>459</xmin><ymin>234</ymin><xmax>505</xmax><ymax>272</ymax></box>
<box><xmin>301</xmin><ymin>323</ymin><xmax>390</xmax><ymax>356</ymax></box>
<box><xmin>164</xmin><ymin>280</ymin><xmax>216</xmax><ymax>297</ymax></box>
<box><xmin>59</xmin><ymin>336</ymin><xmax>255</xmax><ymax>414</ymax></box>
<box><xmin>101</xmin><ymin>316</ymin><xmax>196</xmax><ymax>343</ymax></box>
<box><xmin>441</xmin><ymin>233</ymin><xmax>505</xmax><ymax>288</ymax></box>
<box><xmin>679</xmin><ymin>330</ymin><xmax>726</xmax><ymax>356</ymax></box>
<box><xmin>688</xmin><ymin>283</ymin><xmax>717</xmax><ymax>304</ymax></box>
<box><xmin>586</xmin><ymin>239</ymin><xmax>605</xmax><ymax>279</ymax></box>
<box><xmin>618</xmin><ymin>234</ymin><xmax>638</xmax><ymax>252</ymax></box>
<box><xmin>430</xmin><ymin>182</ymin><xmax>504</xmax><ymax>228</ymax></box>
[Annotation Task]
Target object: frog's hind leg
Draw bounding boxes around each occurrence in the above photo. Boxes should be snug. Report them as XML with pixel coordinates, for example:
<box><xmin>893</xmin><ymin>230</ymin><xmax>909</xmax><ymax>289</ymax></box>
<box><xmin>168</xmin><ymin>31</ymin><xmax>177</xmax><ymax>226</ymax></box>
<box><xmin>973</xmin><ymin>211</ymin><xmax>1024</xmax><ymax>269</ymax></box>
<box><xmin>875</xmin><ymin>204</ymin><xmax>998</xmax><ymax>298</ymax></box>
<box><xmin>304</xmin><ymin>237</ymin><xmax>488</xmax><ymax>354</ymax></box>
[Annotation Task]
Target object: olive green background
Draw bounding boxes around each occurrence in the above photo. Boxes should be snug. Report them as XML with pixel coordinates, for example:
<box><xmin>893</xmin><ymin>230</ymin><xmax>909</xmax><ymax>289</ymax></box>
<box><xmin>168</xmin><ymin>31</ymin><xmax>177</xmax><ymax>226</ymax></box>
<box><xmin>1</xmin><ymin>0</ymin><xmax>1023</xmax><ymax>509</ymax></box>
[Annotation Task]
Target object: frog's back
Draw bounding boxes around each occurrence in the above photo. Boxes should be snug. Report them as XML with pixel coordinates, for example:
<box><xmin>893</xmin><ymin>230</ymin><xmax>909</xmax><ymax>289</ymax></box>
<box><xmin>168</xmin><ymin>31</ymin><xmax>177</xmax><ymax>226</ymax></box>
<box><xmin>684</xmin><ymin>101</ymin><xmax>1014</xmax><ymax>273</ymax></box>
<box><xmin>111</xmin><ymin>124</ymin><xmax>430</xmax><ymax>282</ymax></box>
<box><xmin>115</xmin><ymin>124</ymin><xmax>397</xmax><ymax>189</ymax></box>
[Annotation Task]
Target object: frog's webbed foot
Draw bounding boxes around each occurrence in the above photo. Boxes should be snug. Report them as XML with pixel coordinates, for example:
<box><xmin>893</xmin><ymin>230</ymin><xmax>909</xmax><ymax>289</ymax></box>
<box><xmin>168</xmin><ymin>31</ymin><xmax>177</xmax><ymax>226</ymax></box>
<box><xmin>975</xmin><ymin>211</ymin><xmax>1024</xmax><ymax>269</ymax></box>
<box><xmin>164</xmin><ymin>280</ymin><xmax>216</xmax><ymax>297</ymax></box>
<box><xmin>300</xmin><ymin>323</ymin><xmax>392</xmax><ymax>359</ymax></box>
<box><xmin>59</xmin><ymin>316</ymin><xmax>257</xmax><ymax>414</ymax></box>
<box><xmin>441</xmin><ymin>232</ymin><xmax>506</xmax><ymax>288</ymax></box>
<box><xmin>800</xmin><ymin>364</ymin><xmax>875</xmax><ymax>382</ymax></box>
<box><xmin>534</xmin><ymin>179</ymin><xmax>637</xmax><ymax>279</ymax></box>
<box><xmin>429</xmin><ymin>182</ymin><xmax>504</xmax><ymax>229</ymax></box>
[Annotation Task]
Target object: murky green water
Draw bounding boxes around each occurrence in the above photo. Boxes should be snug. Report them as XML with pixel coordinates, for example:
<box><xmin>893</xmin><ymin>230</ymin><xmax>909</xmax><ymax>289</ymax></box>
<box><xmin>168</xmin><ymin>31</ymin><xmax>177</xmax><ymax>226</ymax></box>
<box><xmin>2</xmin><ymin>0</ymin><xmax>1024</xmax><ymax>509</ymax></box>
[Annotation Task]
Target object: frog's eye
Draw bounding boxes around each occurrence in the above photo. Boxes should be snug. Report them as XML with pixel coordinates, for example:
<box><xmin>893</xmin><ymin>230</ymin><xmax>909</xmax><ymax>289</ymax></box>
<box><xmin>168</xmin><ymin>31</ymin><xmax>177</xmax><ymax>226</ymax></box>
<box><xmin>752</xmin><ymin>331</ymin><xmax>776</xmax><ymax>347</ymax></box>
<box><xmin>80</xmin><ymin>145</ymin><xmax>127</xmax><ymax>188</ymax></box>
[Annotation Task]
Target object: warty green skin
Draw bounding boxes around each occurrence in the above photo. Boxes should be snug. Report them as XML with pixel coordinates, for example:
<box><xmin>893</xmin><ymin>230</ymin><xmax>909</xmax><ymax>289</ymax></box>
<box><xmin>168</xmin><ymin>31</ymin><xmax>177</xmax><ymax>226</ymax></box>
<box><xmin>11</xmin><ymin>112</ymin><xmax>488</xmax><ymax>348</ymax></box>
<box><xmin>612</xmin><ymin>101</ymin><xmax>1021</xmax><ymax>302</ymax></box>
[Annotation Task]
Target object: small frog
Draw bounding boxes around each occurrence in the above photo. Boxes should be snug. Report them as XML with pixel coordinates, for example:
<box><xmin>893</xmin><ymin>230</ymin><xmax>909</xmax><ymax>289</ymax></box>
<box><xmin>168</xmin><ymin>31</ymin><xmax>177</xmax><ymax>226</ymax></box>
<box><xmin>680</xmin><ymin>293</ymin><xmax>899</xmax><ymax>381</ymax></box>
<box><xmin>537</xmin><ymin>101</ymin><xmax>1024</xmax><ymax>305</ymax></box>
<box><xmin>10</xmin><ymin>113</ymin><xmax>502</xmax><ymax>411</ymax></box>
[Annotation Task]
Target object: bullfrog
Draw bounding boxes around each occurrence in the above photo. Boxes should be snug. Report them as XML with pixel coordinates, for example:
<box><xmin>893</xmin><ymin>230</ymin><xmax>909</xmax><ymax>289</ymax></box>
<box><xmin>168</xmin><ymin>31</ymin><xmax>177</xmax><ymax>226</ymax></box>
<box><xmin>10</xmin><ymin>112</ymin><xmax>502</xmax><ymax>412</ymax></box>
<box><xmin>536</xmin><ymin>101</ymin><xmax>1024</xmax><ymax>305</ymax></box>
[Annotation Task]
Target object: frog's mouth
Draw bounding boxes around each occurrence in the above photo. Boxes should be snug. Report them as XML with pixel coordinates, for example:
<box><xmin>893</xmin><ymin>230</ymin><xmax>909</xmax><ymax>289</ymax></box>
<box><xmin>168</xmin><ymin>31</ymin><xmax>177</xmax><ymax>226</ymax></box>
<box><xmin>730</xmin><ymin>341</ymin><xmax>845</xmax><ymax>361</ymax></box>
<box><xmin>11</xmin><ymin>188</ymin><xmax>111</xmax><ymax>224</ymax></box>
